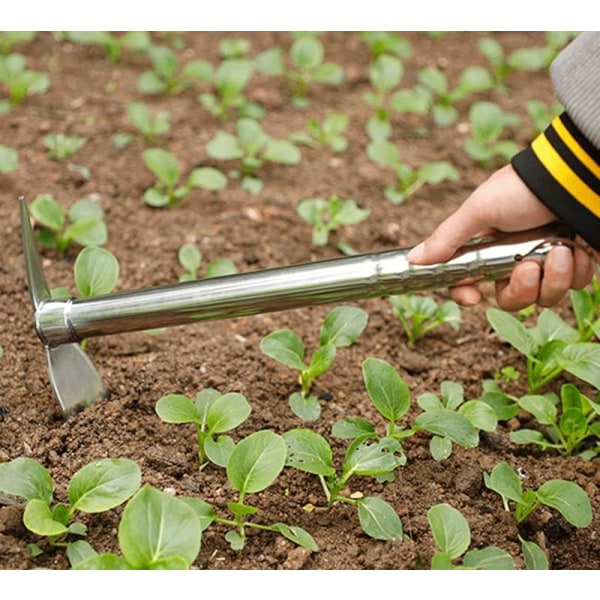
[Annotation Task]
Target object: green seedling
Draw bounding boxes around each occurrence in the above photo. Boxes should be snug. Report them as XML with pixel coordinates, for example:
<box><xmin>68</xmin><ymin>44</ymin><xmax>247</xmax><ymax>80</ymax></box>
<box><xmin>478</xmin><ymin>33</ymin><xmax>576</xmax><ymax>91</ymax></box>
<box><xmin>427</xmin><ymin>503</ymin><xmax>547</xmax><ymax>570</ymax></box>
<box><xmin>142</xmin><ymin>147</ymin><xmax>227</xmax><ymax>207</ymax></box>
<box><xmin>125</xmin><ymin>101</ymin><xmax>171</xmax><ymax>142</ymax></box>
<box><xmin>525</xmin><ymin>99</ymin><xmax>563</xmax><ymax>134</ymax></box>
<box><xmin>192</xmin><ymin>429</ymin><xmax>318</xmax><ymax>552</ymax></box>
<box><xmin>487</xmin><ymin>307</ymin><xmax>600</xmax><ymax>393</ymax></box>
<box><xmin>0</xmin><ymin>31</ymin><xmax>35</xmax><ymax>54</ymax></box>
<box><xmin>570</xmin><ymin>273</ymin><xmax>600</xmax><ymax>342</ymax></box>
<box><xmin>389</xmin><ymin>293</ymin><xmax>461</xmax><ymax>347</ymax></box>
<box><xmin>291</xmin><ymin>112</ymin><xmax>349</xmax><ymax>152</ymax></box>
<box><xmin>284</xmin><ymin>427</ymin><xmax>404</xmax><ymax>541</ymax></box>
<box><xmin>484</xmin><ymin>461</ymin><xmax>593</xmax><ymax>529</ymax></box>
<box><xmin>0</xmin><ymin>457</ymin><xmax>141</xmax><ymax>558</ymax></box>
<box><xmin>219</xmin><ymin>37</ymin><xmax>252</xmax><ymax>58</ymax></box>
<box><xmin>177</xmin><ymin>242</ymin><xmax>237</xmax><ymax>282</ymax></box>
<box><xmin>296</xmin><ymin>196</ymin><xmax>370</xmax><ymax>254</ymax></box>
<box><xmin>155</xmin><ymin>387</ymin><xmax>252</xmax><ymax>470</ymax></box>
<box><xmin>0</xmin><ymin>52</ymin><xmax>49</xmax><ymax>106</ymax></box>
<box><xmin>360</xmin><ymin>32</ymin><xmax>412</xmax><ymax>59</ymax></box>
<box><xmin>414</xmin><ymin>65</ymin><xmax>494</xmax><ymax>127</ymax></box>
<box><xmin>331</xmin><ymin>357</ymin><xmax>412</xmax><ymax>474</ymax></box>
<box><xmin>260</xmin><ymin>305</ymin><xmax>368</xmax><ymax>421</ymax></box>
<box><xmin>29</xmin><ymin>194</ymin><xmax>108</xmax><ymax>254</ymax></box>
<box><xmin>205</xmin><ymin>117</ymin><xmax>301</xmax><ymax>195</ymax></box>
<box><xmin>462</xmin><ymin>101</ymin><xmax>521</xmax><ymax>165</ymax></box>
<box><xmin>69</xmin><ymin>485</ymin><xmax>202</xmax><ymax>570</ymax></box>
<box><xmin>363</xmin><ymin>53</ymin><xmax>405</xmax><ymax>129</ymax></box>
<box><xmin>198</xmin><ymin>57</ymin><xmax>265</xmax><ymax>122</ymax></box>
<box><xmin>508</xmin><ymin>383</ymin><xmax>600</xmax><ymax>458</ymax></box>
<box><xmin>0</xmin><ymin>144</ymin><xmax>18</xmax><ymax>172</ymax></box>
<box><xmin>254</xmin><ymin>34</ymin><xmax>344</xmax><ymax>109</ymax></box>
<box><xmin>137</xmin><ymin>45</ymin><xmax>213</xmax><ymax>95</ymax></box>
<box><xmin>64</xmin><ymin>31</ymin><xmax>151</xmax><ymax>63</ymax></box>
<box><xmin>43</xmin><ymin>133</ymin><xmax>86</xmax><ymax>161</ymax></box>
<box><xmin>414</xmin><ymin>380</ymin><xmax>498</xmax><ymax>461</ymax></box>
<box><xmin>367</xmin><ymin>138</ymin><xmax>460</xmax><ymax>204</ymax></box>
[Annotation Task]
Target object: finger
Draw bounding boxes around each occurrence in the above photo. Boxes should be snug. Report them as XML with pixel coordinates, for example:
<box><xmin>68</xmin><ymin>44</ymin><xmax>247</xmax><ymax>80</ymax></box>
<box><xmin>537</xmin><ymin>245</ymin><xmax>574</xmax><ymax>307</ymax></box>
<box><xmin>407</xmin><ymin>208</ymin><xmax>490</xmax><ymax>265</ymax></box>
<box><xmin>572</xmin><ymin>243</ymin><xmax>596</xmax><ymax>290</ymax></box>
<box><xmin>495</xmin><ymin>261</ymin><xmax>542</xmax><ymax>311</ymax></box>
<box><xmin>448</xmin><ymin>284</ymin><xmax>482</xmax><ymax>307</ymax></box>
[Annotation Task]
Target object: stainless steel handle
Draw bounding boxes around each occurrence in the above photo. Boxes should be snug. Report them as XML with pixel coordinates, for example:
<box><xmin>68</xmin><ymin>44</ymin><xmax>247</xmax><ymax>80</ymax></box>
<box><xmin>32</xmin><ymin>222</ymin><xmax>572</xmax><ymax>347</ymax></box>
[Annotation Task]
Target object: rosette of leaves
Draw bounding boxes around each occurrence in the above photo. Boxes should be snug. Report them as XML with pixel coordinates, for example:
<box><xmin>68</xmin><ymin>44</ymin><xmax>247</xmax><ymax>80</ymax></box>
<box><xmin>29</xmin><ymin>194</ymin><xmax>108</xmax><ymax>254</ymax></box>
<box><xmin>0</xmin><ymin>52</ymin><xmax>49</xmax><ymax>106</ymax></box>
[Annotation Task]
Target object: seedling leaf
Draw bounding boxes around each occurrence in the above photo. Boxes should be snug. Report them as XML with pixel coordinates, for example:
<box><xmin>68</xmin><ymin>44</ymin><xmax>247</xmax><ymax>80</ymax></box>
<box><xmin>119</xmin><ymin>485</ymin><xmax>201</xmax><ymax>569</ymax></box>
<box><xmin>427</xmin><ymin>503</ymin><xmax>470</xmax><ymax>559</ymax></box>
<box><xmin>356</xmin><ymin>496</ymin><xmax>403</xmax><ymax>541</ymax></box>
<box><xmin>226</xmin><ymin>430</ymin><xmax>287</xmax><ymax>495</ymax></box>
<box><xmin>362</xmin><ymin>357</ymin><xmax>411</xmax><ymax>423</ymax></box>
<box><xmin>320</xmin><ymin>305</ymin><xmax>368</xmax><ymax>347</ymax></box>
<box><xmin>23</xmin><ymin>499</ymin><xmax>69</xmax><ymax>537</ymax></box>
<box><xmin>74</xmin><ymin>246</ymin><xmax>120</xmax><ymax>298</ymax></box>
<box><xmin>0</xmin><ymin>456</ymin><xmax>53</xmax><ymax>503</ymax></box>
<box><xmin>536</xmin><ymin>480</ymin><xmax>593</xmax><ymax>528</ymax></box>
<box><xmin>283</xmin><ymin>428</ymin><xmax>335</xmax><ymax>476</ymax></box>
<box><xmin>260</xmin><ymin>329</ymin><xmax>306</xmax><ymax>370</ymax></box>
<box><xmin>68</xmin><ymin>458</ymin><xmax>141</xmax><ymax>513</ymax></box>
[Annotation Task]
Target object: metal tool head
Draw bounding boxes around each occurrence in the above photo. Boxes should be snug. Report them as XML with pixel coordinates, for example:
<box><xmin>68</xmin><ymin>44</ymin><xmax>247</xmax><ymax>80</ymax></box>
<box><xmin>19</xmin><ymin>197</ymin><xmax>108</xmax><ymax>416</ymax></box>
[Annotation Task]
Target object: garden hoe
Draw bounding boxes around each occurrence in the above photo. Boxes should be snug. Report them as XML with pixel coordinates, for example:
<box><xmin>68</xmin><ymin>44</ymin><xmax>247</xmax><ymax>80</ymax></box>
<box><xmin>19</xmin><ymin>196</ymin><xmax>576</xmax><ymax>417</ymax></box>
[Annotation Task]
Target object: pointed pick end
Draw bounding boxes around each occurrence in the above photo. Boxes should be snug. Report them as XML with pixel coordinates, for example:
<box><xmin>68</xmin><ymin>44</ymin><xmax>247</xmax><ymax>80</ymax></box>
<box><xmin>45</xmin><ymin>343</ymin><xmax>109</xmax><ymax>417</ymax></box>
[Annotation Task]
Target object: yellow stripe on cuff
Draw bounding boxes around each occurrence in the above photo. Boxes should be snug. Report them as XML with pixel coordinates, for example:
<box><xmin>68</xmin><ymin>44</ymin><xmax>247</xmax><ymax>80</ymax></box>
<box><xmin>553</xmin><ymin>116</ymin><xmax>600</xmax><ymax>179</ymax></box>
<box><xmin>531</xmin><ymin>134</ymin><xmax>600</xmax><ymax>217</ymax></box>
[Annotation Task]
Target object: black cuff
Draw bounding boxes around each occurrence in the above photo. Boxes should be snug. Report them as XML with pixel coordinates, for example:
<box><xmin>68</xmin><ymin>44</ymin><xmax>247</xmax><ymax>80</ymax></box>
<box><xmin>511</xmin><ymin>113</ymin><xmax>600</xmax><ymax>252</ymax></box>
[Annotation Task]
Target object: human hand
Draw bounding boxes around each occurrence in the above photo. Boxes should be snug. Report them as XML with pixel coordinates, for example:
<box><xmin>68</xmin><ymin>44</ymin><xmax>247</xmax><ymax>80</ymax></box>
<box><xmin>406</xmin><ymin>164</ymin><xmax>597</xmax><ymax>311</ymax></box>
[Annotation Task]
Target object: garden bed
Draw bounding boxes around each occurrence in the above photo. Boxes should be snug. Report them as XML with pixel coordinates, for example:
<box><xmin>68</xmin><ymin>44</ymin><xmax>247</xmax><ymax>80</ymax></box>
<box><xmin>0</xmin><ymin>31</ymin><xmax>598</xmax><ymax>570</ymax></box>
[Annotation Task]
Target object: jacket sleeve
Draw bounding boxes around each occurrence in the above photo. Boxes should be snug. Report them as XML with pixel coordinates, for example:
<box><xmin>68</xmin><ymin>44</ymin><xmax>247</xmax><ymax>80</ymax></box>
<box><xmin>511</xmin><ymin>32</ymin><xmax>600</xmax><ymax>252</ymax></box>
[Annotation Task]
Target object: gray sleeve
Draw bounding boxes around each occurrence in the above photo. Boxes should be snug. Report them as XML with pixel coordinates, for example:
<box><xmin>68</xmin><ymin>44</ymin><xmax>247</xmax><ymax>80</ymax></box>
<box><xmin>550</xmin><ymin>31</ymin><xmax>600</xmax><ymax>148</ymax></box>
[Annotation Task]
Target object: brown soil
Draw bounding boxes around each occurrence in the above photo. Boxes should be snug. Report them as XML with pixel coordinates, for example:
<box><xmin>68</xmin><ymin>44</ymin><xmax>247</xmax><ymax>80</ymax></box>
<box><xmin>1</xmin><ymin>31</ymin><xmax>598</xmax><ymax>570</ymax></box>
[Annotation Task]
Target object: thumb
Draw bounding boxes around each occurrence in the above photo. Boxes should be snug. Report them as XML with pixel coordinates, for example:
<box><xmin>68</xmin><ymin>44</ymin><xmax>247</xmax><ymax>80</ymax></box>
<box><xmin>407</xmin><ymin>207</ymin><xmax>488</xmax><ymax>265</ymax></box>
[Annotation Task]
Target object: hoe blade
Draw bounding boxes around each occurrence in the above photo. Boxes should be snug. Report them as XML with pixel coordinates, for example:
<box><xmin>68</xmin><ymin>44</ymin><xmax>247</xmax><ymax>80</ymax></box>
<box><xmin>44</xmin><ymin>343</ymin><xmax>108</xmax><ymax>416</ymax></box>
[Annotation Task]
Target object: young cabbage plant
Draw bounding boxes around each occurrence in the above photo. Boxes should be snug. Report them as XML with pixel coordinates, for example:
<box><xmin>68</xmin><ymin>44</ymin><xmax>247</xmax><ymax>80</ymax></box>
<box><xmin>136</xmin><ymin>44</ymin><xmax>213</xmax><ymax>95</ymax></box>
<box><xmin>0</xmin><ymin>52</ymin><xmax>50</xmax><ymax>106</ymax></box>
<box><xmin>177</xmin><ymin>242</ymin><xmax>237</xmax><ymax>282</ymax></box>
<box><xmin>525</xmin><ymin>99</ymin><xmax>563</xmax><ymax>135</ymax></box>
<box><xmin>389</xmin><ymin>293</ymin><xmax>461</xmax><ymax>347</ymax></box>
<box><xmin>125</xmin><ymin>101</ymin><xmax>171</xmax><ymax>142</ymax></box>
<box><xmin>0</xmin><ymin>457</ymin><xmax>141</xmax><ymax>558</ymax></box>
<box><xmin>291</xmin><ymin>112</ymin><xmax>349</xmax><ymax>153</ymax></box>
<box><xmin>254</xmin><ymin>34</ymin><xmax>344</xmax><ymax>109</ymax></box>
<box><xmin>487</xmin><ymin>307</ymin><xmax>600</xmax><ymax>393</ymax></box>
<box><xmin>198</xmin><ymin>57</ymin><xmax>265</xmax><ymax>122</ymax></box>
<box><xmin>64</xmin><ymin>31</ymin><xmax>151</xmax><ymax>63</ymax></box>
<box><xmin>29</xmin><ymin>194</ymin><xmax>108</xmax><ymax>254</ymax></box>
<box><xmin>366</xmin><ymin>138</ymin><xmax>460</xmax><ymax>205</ymax></box>
<box><xmin>43</xmin><ymin>133</ymin><xmax>86</xmax><ymax>161</ymax></box>
<box><xmin>283</xmin><ymin>427</ymin><xmax>404</xmax><ymax>541</ymax></box>
<box><xmin>569</xmin><ymin>273</ymin><xmax>600</xmax><ymax>342</ymax></box>
<box><xmin>331</xmin><ymin>357</ymin><xmax>412</xmax><ymax>480</ymax></box>
<box><xmin>508</xmin><ymin>383</ymin><xmax>600</xmax><ymax>458</ymax></box>
<box><xmin>462</xmin><ymin>101</ymin><xmax>521</xmax><ymax>166</ymax></box>
<box><xmin>483</xmin><ymin>461</ymin><xmax>593</xmax><ymax>529</ymax></box>
<box><xmin>142</xmin><ymin>147</ymin><xmax>227</xmax><ymax>207</ymax></box>
<box><xmin>190</xmin><ymin>429</ymin><xmax>318</xmax><ymax>552</ymax></box>
<box><xmin>413</xmin><ymin>380</ymin><xmax>498</xmax><ymax>461</ymax></box>
<box><xmin>69</xmin><ymin>484</ymin><xmax>202</xmax><ymax>570</ymax></box>
<box><xmin>296</xmin><ymin>196</ymin><xmax>370</xmax><ymax>254</ymax></box>
<box><xmin>260</xmin><ymin>305</ymin><xmax>368</xmax><ymax>421</ymax></box>
<box><xmin>0</xmin><ymin>144</ymin><xmax>18</xmax><ymax>172</ymax></box>
<box><xmin>427</xmin><ymin>503</ymin><xmax>548</xmax><ymax>570</ymax></box>
<box><xmin>205</xmin><ymin>117</ymin><xmax>301</xmax><ymax>196</ymax></box>
<box><xmin>414</xmin><ymin>64</ymin><xmax>494</xmax><ymax>127</ymax></box>
<box><xmin>363</xmin><ymin>53</ymin><xmax>405</xmax><ymax>126</ymax></box>
<box><xmin>155</xmin><ymin>387</ymin><xmax>252</xmax><ymax>470</ymax></box>
<box><xmin>360</xmin><ymin>32</ymin><xmax>412</xmax><ymax>60</ymax></box>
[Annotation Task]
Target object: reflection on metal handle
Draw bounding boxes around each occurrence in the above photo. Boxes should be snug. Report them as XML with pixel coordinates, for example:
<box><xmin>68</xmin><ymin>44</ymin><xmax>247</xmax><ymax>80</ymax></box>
<box><xmin>32</xmin><ymin>222</ymin><xmax>573</xmax><ymax>347</ymax></box>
